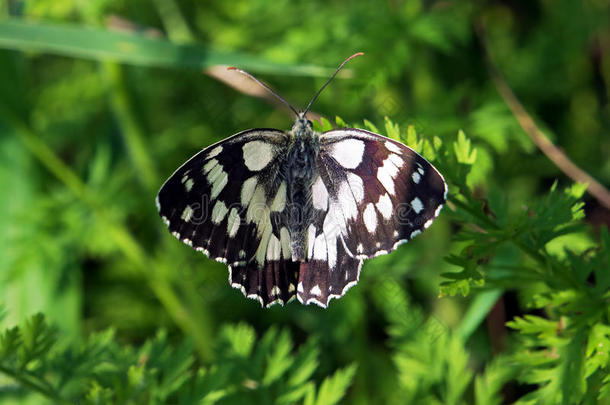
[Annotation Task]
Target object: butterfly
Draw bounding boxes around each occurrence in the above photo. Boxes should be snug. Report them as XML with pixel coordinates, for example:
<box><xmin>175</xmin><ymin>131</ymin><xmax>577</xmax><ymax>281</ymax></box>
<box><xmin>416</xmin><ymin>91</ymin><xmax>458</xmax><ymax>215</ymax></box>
<box><xmin>156</xmin><ymin>53</ymin><xmax>447</xmax><ymax>308</ymax></box>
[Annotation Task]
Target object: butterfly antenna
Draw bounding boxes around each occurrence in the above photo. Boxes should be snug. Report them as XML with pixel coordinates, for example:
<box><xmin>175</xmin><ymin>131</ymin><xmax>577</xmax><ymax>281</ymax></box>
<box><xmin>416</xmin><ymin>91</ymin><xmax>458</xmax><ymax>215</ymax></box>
<box><xmin>227</xmin><ymin>67</ymin><xmax>299</xmax><ymax>117</ymax></box>
<box><xmin>302</xmin><ymin>52</ymin><xmax>364</xmax><ymax>117</ymax></box>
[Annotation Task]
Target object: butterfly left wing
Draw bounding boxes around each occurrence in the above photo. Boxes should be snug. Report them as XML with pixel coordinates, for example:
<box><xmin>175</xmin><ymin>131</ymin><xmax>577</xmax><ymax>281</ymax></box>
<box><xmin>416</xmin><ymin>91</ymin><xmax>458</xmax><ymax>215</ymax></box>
<box><xmin>156</xmin><ymin>129</ymin><xmax>301</xmax><ymax>306</ymax></box>
<box><xmin>296</xmin><ymin>128</ymin><xmax>447</xmax><ymax>306</ymax></box>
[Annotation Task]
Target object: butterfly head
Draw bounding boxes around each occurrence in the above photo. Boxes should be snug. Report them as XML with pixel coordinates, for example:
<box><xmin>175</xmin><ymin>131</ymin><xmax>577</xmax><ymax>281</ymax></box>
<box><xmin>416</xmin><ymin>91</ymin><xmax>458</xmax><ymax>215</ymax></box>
<box><xmin>291</xmin><ymin>115</ymin><xmax>314</xmax><ymax>138</ymax></box>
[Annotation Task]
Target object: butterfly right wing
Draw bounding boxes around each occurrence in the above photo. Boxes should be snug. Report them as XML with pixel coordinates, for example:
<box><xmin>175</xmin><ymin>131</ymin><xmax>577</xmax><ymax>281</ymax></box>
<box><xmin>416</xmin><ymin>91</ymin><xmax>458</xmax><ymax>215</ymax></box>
<box><xmin>156</xmin><ymin>129</ymin><xmax>300</xmax><ymax>305</ymax></box>
<box><xmin>296</xmin><ymin>128</ymin><xmax>447</xmax><ymax>306</ymax></box>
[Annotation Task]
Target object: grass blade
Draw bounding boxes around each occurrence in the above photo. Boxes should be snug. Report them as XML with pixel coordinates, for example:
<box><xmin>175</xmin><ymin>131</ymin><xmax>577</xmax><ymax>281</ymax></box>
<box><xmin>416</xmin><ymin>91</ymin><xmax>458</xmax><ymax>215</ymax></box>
<box><xmin>0</xmin><ymin>18</ymin><xmax>332</xmax><ymax>76</ymax></box>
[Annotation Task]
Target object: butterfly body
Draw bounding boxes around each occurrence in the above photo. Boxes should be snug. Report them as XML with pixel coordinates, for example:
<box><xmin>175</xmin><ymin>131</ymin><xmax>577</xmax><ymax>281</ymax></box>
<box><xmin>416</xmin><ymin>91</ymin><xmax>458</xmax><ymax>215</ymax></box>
<box><xmin>284</xmin><ymin>118</ymin><xmax>319</xmax><ymax>261</ymax></box>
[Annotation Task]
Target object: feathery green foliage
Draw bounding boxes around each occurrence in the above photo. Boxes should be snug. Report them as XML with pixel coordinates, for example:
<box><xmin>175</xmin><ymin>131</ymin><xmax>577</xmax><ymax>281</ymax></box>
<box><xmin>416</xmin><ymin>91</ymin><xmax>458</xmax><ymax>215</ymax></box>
<box><xmin>1</xmin><ymin>0</ymin><xmax>609</xmax><ymax>403</ymax></box>
<box><xmin>0</xmin><ymin>312</ymin><xmax>356</xmax><ymax>404</ymax></box>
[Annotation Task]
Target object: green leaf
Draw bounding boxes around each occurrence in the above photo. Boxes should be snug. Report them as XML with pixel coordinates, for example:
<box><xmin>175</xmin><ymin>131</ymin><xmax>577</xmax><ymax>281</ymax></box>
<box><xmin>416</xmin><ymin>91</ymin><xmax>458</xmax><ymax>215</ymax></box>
<box><xmin>287</xmin><ymin>338</ymin><xmax>320</xmax><ymax>387</ymax></box>
<box><xmin>311</xmin><ymin>363</ymin><xmax>357</xmax><ymax>405</ymax></box>
<box><xmin>405</xmin><ymin>125</ymin><xmax>423</xmax><ymax>153</ymax></box>
<box><xmin>262</xmin><ymin>329</ymin><xmax>293</xmax><ymax>385</ymax></box>
<box><xmin>384</xmin><ymin>116</ymin><xmax>401</xmax><ymax>141</ymax></box>
<box><xmin>453</xmin><ymin>130</ymin><xmax>477</xmax><ymax>164</ymax></box>
<box><xmin>218</xmin><ymin>323</ymin><xmax>256</xmax><ymax>358</ymax></box>
<box><xmin>335</xmin><ymin>116</ymin><xmax>347</xmax><ymax>128</ymax></box>
<box><xmin>474</xmin><ymin>357</ymin><xmax>515</xmax><ymax>405</ymax></box>
<box><xmin>363</xmin><ymin>119</ymin><xmax>379</xmax><ymax>133</ymax></box>
<box><xmin>560</xmin><ymin>327</ymin><xmax>587</xmax><ymax>403</ymax></box>
<box><xmin>0</xmin><ymin>18</ymin><xmax>332</xmax><ymax>76</ymax></box>
<box><xmin>313</xmin><ymin>116</ymin><xmax>334</xmax><ymax>132</ymax></box>
<box><xmin>506</xmin><ymin>315</ymin><xmax>559</xmax><ymax>339</ymax></box>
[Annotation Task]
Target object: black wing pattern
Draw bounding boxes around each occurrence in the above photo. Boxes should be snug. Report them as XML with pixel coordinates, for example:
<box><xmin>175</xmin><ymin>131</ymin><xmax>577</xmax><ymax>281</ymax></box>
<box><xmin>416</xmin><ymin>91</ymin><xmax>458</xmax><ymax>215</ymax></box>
<box><xmin>296</xmin><ymin>128</ymin><xmax>447</xmax><ymax>307</ymax></box>
<box><xmin>156</xmin><ymin>129</ymin><xmax>301</xmax><ymax>307</ymax></box>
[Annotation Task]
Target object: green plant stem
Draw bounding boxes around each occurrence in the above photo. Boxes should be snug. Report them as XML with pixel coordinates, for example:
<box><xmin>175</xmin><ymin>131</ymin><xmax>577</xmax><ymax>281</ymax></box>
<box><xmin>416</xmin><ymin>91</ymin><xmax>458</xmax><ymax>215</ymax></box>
<box><xmin>101</xmin><ymin>62</ymin><xmax>159</xmax><ymax>191</ymax></box>
<box><xmin>457</xmin><ymin>289</ymin><xmax>503</xmax><ymax>340</ymax></box>
<box><xmin>0</xmin><ymin>102</ymin><xmax>212</xmax><ymax>360</ymax></box>
<box><xmin>451</xmin><ymin>195</ymin><xmax>583</xmax><ymax>292</ymax></box>
<box><xmin>151</xmin><ymin>0</ymin><xmax>195</xmax><ymax>43</ymax></box>
<box><xmin>0</xmin><ymin>365</ymin><xmax>71</xmax><ymax>404</ymax></box>
<box><xmin>449</xmin><ymin>196</ymin><xmax>500</xmax><ymax>231</ymax></box>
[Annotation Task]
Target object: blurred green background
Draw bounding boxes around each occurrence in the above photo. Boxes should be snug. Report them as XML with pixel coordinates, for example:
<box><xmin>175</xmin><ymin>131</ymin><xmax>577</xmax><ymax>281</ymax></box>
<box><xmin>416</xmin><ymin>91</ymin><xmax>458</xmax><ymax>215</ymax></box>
<box><xmin>1</xmin><ymin>0</ymin><xmax>610</xmax><ymax>403</ymax></box>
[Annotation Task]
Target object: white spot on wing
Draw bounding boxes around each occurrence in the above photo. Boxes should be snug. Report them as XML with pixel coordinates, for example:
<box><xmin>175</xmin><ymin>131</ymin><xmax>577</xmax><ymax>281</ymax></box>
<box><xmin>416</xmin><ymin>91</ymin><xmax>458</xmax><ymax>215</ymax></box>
<box><xmin>377</xmin><ymin>166</ymin><xmax>396</xmax><ymax>195</ymax></box>
<box><xmin>270</xmin><ymin>182</ymin><xmax>286</xmax><ymax>212</ymax></box>
<box><xmin>242</xmin><ymin>140</ymin><xmax>274</xmax><ymax>171</ymax></box>
<box><xmin>310</xmin><ymin>285</ymin><xmax>322</xmax><ymax>296</ymax></box>
<box><xmin>424</xmin><ymin>219</ymin><xmax>434</xmax><ymax>228</ymax></box>
<box><xmin>307</xmin><ymin>224</ymin><xmax>316</xmax><ymax>260</ymax></box>
<box><xmin>410</xmin><ymin>230</ymin><xmax>421</xmax><ymax>239</ymax></box>
<box><xmin>209</xmin><ymin>169</ymin><xmax>228</xmax><ymax>199</ymax></box>
<box><xmin>380</xmin><ymin>155</ymin><xmax>400</xmax><ymax>179</ymax></box>
<box><xmin>298</xmin><ymin>282</ymin><xmax>304</xmax><ymax>293</ymax></box>
<box><xmin>337</xmin><ymin>181</ymin><xmax>359</xmax><ymax>220</ymax></box>
<box><xmin>313</xmin><ymin>233</ymin><xmax>327</xmax><ymax>261</ymax></box>
<box><xmin>411</xmin><ymin>197</ymin><xmax>424</xmax><ymax>214</ymax></box>
<box><xmin>434</xmin><ymin>204</ymin><xmax>443</xmax><ymax>218</ymax></box>
<box><xmin>247</xmin><ymin>185</ymin><xmax>272</xmax><ymax>238</ymax></box>
<box><xmin>312</xmin><ymin>176</ymin><xmax>328</xmax><ymax>210</ymax></box>
<box><xmin>241</xmin><ymin>177</ymin><xmax>258</xmax><ymax>206</ymax></box>
<box><xmin>254</xmin><ymin>222</ymin><xmax>273</xmax><ymax>266</ymax></box>
<box><xmin>207</xmin><ymin>145</ymin><xmax>223</xmax><ymax>159</ymax></box>
<box><xmin>203</xmin><ymin>159</ymin><xmax>218</xmax><ymax>174</ymax></box>
<box><xmin>211</xmin><ymin>201</ymin><xmax>228</xmax><ymax>224</ymax></box>
<box><xmin>266</xmin><ymin>234</ymin><xmax>281</xmax><ymax>261</ymax></box>
<box><xmin>227</xmin><ymin>208</ymin><xmax>240</xmax><ymax>237</ymax></box>
<box><xmin>345</xmin><ymin>172</ymin><xmax>364</xmax><ymax>203</ymax></box>
<box><xmin>363</xmin><ymin>203</ymin><xmax>377</xmax><ymax>233</ymax></box>
<box><xmin>329</xmin><ymin>138</ymin><xmax>365</xmax><ymax>169</ymax></box>
<box><xmin>270</xmin><ymin>285</ymin><xmax>281</xmax><ymax>296</ymax></box>
<box><xmin>322</xmin><ymin>212</ymin><xmax>340</xmax><ymax>269</ymax></box>
<box><xmin>412</xmin><ymin>171</ymin><xmax>421</xmax><ymax>184</ymax></box>
<box><xmin>387</xmin><ymin>153</ymin><xmax>403</xmax><ymax>169</ymax></box>
<box><xmin>376</xmin><ymin>193</ymin><xmax>393</xmax><ymax>220</ymax></box>
<box><xmin>385</xmin><ymin>141</ymin><xmax>403</xmax><ymax>154</ymax></box>
<box><xmin>280</xmin><ymin>227</ymin><xmax>291</xmax><ymax>259</ymax></box>
<box><xmin>181</xmin><ymin>205</ymin><xmax>194</xmax><ymax>222</ymax></box>
<box><xmin>184</xmin><ymin>178</ymin><xmax>194</xmax><ymax>192</ymax></box>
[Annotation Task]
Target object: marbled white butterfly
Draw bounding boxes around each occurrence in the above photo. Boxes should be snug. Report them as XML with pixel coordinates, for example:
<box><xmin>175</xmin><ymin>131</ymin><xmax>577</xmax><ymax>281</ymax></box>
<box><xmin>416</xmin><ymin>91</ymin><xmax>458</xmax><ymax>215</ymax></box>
<box><xmin>156</xmin><ymin>53</ymin><xmax>447</xmax><ymax>307</ymax></box>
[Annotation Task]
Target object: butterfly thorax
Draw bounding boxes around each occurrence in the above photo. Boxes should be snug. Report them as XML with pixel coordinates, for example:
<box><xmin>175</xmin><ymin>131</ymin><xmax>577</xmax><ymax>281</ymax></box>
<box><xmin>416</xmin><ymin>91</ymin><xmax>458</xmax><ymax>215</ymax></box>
<box><xmin>283</xmin><ymin>117</ymin><xmax>319</xmax><ymax>261</ymax></box>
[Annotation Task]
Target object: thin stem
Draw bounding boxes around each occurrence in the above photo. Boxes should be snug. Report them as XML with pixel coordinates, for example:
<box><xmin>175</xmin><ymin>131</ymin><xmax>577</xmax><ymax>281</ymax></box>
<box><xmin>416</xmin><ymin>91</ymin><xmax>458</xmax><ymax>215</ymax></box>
<box><xmin>151</xmin><ymin>0</ymin><xmax>194</xmax><ymax>43</ymax></box>
<box><xmin>476</xmin><ymin>23</ymin><xmax>610</xmax><ymax>210</ymax></box>
<box><xmin>102</xmin><ymin>62</ymin><xmax>159</xmax><ymax>192</ymax></box>
<box><xmin>0</xmin><ymin>365</ymin><xmax>71</xmax><ymax>405</ymax></box>
<box><xmin>0</xmin><ymin>101</ymin><xmax>212</xmax><ymax>360</ymax></box>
